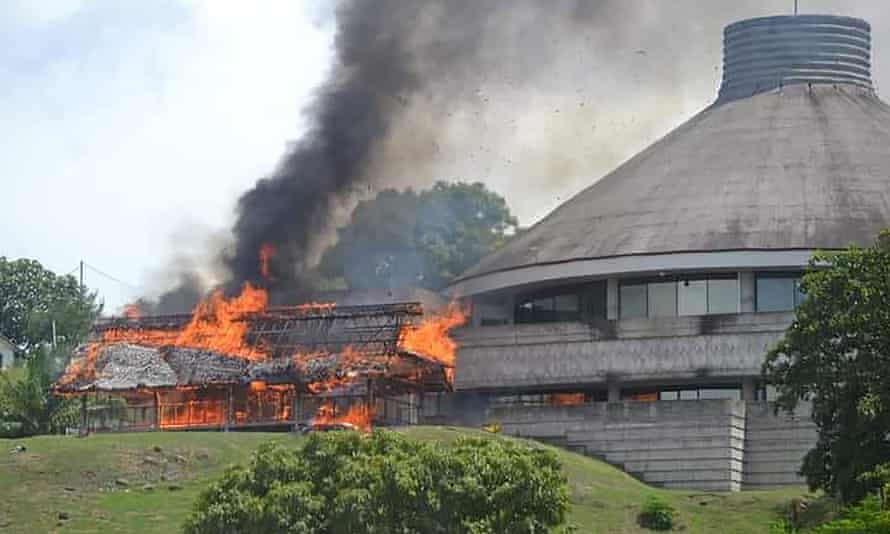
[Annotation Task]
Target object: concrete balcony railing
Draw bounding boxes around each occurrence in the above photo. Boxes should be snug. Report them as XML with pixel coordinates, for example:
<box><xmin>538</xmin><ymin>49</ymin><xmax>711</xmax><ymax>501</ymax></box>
<box><xmin>453</xmin><ymin>312</ymin><xmax>793</xmax><ymax>391</ymax></box>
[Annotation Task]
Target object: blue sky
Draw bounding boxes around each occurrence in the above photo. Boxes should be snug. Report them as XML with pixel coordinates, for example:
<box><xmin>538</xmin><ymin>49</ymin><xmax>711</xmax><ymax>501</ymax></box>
<box><xmin>0</xmin><ymin>1</ymin><xmax>333</xmax><ymax>311</ymax></box>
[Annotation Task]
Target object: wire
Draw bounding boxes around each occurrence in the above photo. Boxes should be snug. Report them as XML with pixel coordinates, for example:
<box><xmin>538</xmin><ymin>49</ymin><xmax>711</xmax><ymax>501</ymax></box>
<box><xmin>83</xmin><ymin>262</ymin><xmax>139</xmax><ymax>291</ymax></box>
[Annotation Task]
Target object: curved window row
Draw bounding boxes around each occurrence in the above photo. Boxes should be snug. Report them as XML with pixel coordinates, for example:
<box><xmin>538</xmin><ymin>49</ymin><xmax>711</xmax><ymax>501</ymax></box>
<box><xmin>507</xmin><ymin>271</ymin><xmax>806</xmax><ymax>325</ymax></box>
<box><xmin>619</xmin><ymin>275</ymin><xmax>739</xmax><ymax>319</ymax></box>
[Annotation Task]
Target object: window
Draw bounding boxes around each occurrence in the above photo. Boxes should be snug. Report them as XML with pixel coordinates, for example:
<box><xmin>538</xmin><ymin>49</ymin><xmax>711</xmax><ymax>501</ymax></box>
<box><xmin>659</xmin><ymin>386</ymin><xmax>741</xmax><ymax>401</ymax></box>
<box><xmin>698</xmin><ymin>388</ymin><xmax>741</xmax><ymax>400</ymax></box>
<box><xmin>659</xmin><ymin>390</ymin><xmax>679</xmax><ymax>401</ymax></box>
<box><xmin>648</xmin><ymin>282</ymin><xmax>676</xmax><ymax>317</ymax></box>
<box><xmin>620</xmin><ymin>283</ymin><xmax>647</xmax><ymax>319</ymax></box>
<box><xmin>679</xmin><ymin>389</ymin><xmax>698</xmax><ymax>400</ymax></box>
<box><xmin>620</xmin><ymin>274</ymin><xmax>739</xmax><ymax>319</ymax></box>
<box><xmin>515</xmin><ymin>282</ymin><xmax>607</xmax><ymax>324</ymax></box>
<box><xmin>708</xmin><ymin>277</ymin><xmax>739</xmax><ymax>314</ymax></box>
<box><xmin>678</xmin><ymin>279</ymin><xmax>707</xmax><ymax>315</ymax></box>
<box><xmin>756</xmin><ymin>273</ymin><xmax>804</xmax><ymax>312</ymax></box>
<box><xmin>586</xmin><ymin>282</ymin><xmax>608</xmax><ymax>320</ymax></box>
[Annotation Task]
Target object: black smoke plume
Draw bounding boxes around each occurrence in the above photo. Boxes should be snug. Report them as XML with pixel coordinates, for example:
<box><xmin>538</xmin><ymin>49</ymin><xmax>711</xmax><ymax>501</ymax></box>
<box><xmin>224</xmin><ymin>1</ymin><xmax>647</xmax><ymax>300</ymax></box>
<box><xmin>164</xmin><ymin>0</ymin><xmax>832</xmax><ymax>308</ymax></box>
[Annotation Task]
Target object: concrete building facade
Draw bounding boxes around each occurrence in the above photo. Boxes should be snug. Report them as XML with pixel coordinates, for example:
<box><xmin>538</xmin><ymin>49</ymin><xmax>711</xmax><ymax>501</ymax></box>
<box><xmin>442</xmin><ymin>15</ymin><xmax>890</xmax><ymax>490</ymax></box>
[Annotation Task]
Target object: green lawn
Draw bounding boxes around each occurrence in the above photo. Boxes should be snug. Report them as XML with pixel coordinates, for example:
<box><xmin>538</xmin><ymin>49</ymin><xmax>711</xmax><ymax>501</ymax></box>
<box><xmin>0</xmin><ymin>427</ymin><xmax>825</xmax><ymax>533</ymax></box>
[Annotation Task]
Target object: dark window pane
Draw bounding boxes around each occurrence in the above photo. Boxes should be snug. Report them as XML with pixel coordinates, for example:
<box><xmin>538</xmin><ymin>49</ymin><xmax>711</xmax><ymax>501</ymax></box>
<box><xmin>554</xmin><ymin>294</ymin><xmax>579</xmax><ymax>312</ymax></box>
<box><xmin>534</xmin><ymin>297</ymin><xmax>555</xmax><ymax>312</ymax></box>
<box><xmin>708</xmin><ymin>278</ymin><xmax>739</xmax><ymax>314</ymax></box>
<box><xmin>757</xmin><ymin>276</ymin><xmax>795</xmax><ymax>311</ymax></box>
<box><xmin>620</xmin><ymin>284</ymin><xmax>647</xmax><ymax>319</ymax></box>
<box><xmin>586</xmin><ymin>281</ymin><xmax>608</xmax><ymax>320</ymax></box>
<box><xmin>648</xmin><ymin>281</ymin><xmax>677</xmax><ymax>317</ymax></box>
<box><xmin>678</xmin><ymin>279</ymin><xmax>707</xmax><ymax>316</ymax></box>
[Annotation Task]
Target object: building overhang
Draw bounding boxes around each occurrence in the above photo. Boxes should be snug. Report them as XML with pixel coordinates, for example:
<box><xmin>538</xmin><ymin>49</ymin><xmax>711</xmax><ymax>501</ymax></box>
<box><xmin>447</xmin><ymin>249</ymin><xmax>821</xmax><ymax>297</ymax></box>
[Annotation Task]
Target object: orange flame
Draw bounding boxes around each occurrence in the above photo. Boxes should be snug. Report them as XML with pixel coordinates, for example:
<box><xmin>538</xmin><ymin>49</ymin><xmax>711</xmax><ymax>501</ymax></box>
<box><xmin>58</xmin><ymin>283</ymin><xmax>270</xmax><ymax>386</ymax></box>
<box><xmin>551</xmin><ymin>392</ymin><xmax>585</xmax><ymax>407</ymax></box>
<box><xmin>398</xmin><ymin>301</ymin><xmax>468</xmax><ymax>369</ymax></box>
<box><xmin>302</xmin><ymin>345</ymin><xmax>371</xmax><ymax>394</ymax></box>
<box><xmin>312</xmin><ymin>401</ymin><xmax>372</xmax><ymax>432</ymax></box>
<box><xmin>259</xmin><ymin>243</ymin><xmax>276</xmax><ymax>281</ymax></box>
<box><xmin>172</xmin><ymin>283</ymin><xmax>267</xmax><ymax>359</ymax></box>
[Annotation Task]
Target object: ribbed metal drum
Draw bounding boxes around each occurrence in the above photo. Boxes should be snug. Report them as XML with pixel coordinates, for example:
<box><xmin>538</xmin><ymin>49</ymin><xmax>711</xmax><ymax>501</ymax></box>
<box><xmin>719</xmin><ymin>15</ymin><xmax>871</xmax><ymax>102</ymax></box>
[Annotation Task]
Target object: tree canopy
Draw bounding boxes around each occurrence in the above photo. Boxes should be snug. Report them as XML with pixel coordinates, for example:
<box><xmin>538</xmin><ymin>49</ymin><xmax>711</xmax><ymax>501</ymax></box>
<box><xmin>0</xmin><ymin>257</ymin><xmax>101</xmax><ymax>352</ymax></box>
<box><xmin>184</xmin><ymin>430</ymin><xmax>568</xmax><ymax>534</ymax></box>
<box><xmin>319</xmin><ymin>181</ymin><xmax>518</xmax><ymax>290</ymax></box>
<box><xmin>763</xmin><ymin>231</ymin><xmax>890</xmax><ymax>503</ymax></box>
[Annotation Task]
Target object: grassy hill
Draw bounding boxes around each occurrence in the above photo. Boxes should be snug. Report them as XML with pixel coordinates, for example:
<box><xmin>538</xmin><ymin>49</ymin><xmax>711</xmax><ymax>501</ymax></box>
<box><xmin>0</xmin><ymin>427</ymin><xmax>824</xmax><ymax>533</ymax></box>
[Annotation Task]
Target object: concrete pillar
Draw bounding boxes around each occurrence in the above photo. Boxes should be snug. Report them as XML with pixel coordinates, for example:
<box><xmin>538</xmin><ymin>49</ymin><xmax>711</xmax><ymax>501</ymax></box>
<box><xmin>606</xmin><ymin>278</ymin><xmax>619</xmax><ymax>320</ymax></box>
<box><xmin>740</xmin><ymin>271</ymin><xmax>756</xmax><ymax>313</ymax></box>
<box><xmin>607</xmin><ymin>382</ymin><xmax>621</xmax><ymax>402</ymax></box>
<box><xmin>742</xmin><ymin>378</ymin><xmax>756</xmax><ymax>401</ymax></box>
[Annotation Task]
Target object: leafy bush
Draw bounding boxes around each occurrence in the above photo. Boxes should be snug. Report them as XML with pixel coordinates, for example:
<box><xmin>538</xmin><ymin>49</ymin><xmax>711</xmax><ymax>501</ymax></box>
<box><xmin>637</xmin><ymin>496</ymin><xmax>677</xmax><ymax>531</ymax></box>
<box><xmin>184</xmin><ymin>430</ymin><xmax>569</xmax><ymax>534</ymax></box>
<box><xmin>808</xmin><ymin>497</ymin><xmax>890</xmax><ymax>534</ymax></box>
<box><xmin>0</xmin><ymin>421</ymin><xmax>24</xmax><ymax>438</ymax></box>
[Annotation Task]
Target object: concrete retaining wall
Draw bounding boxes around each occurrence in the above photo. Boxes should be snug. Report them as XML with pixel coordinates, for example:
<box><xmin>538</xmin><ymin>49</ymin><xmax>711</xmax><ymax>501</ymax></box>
<box><xmin>743</xmin><ymin>402</ymin><xmax>816</xmax><ymax>489</ymax></box>
<box><xmin>488</xmin><ymin>399</ymin><xmax>816</xmax><ymax>492</ymax></box>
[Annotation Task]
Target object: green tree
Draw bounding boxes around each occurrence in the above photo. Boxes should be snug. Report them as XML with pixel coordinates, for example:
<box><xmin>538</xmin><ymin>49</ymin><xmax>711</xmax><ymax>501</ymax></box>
<box><xmin>184</xmin><ymin>431</ymin><xmax>569</xmax><ymax>534</ymax></box>
<box><xmin>0</xmin><ymin>345</ymin><xmax>78</xmax><ymax>436</ymax></box>
<box><xmin>320</xmin><ymin>182</ymin><xmax>518</xmax><ymax>290</ymax></box>
<box><xmin>0</xmin><ymin>257</ymin><xmax>101</xmax><ymax>352</ymax></box>
<box><xmin>763</xmin><ymin>231</ymin><xmax>890</xmax><ymax>503</ymax></box>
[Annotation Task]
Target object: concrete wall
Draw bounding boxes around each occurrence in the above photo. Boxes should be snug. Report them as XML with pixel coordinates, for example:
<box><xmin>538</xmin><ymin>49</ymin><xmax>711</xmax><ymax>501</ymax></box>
<box><xmin>743</xmin><ymin>402</ymin><xmax>816</xmax><ymax>489</ymax></box>
<box><xmin>485</xmin><ymin>400</ymin><xmax>815</xmax><ymax>492</ymax></box>
<box><xmin>454</xmin><ymin>312</ymin><xmax>792</xmax><ymax>390</ymax></box>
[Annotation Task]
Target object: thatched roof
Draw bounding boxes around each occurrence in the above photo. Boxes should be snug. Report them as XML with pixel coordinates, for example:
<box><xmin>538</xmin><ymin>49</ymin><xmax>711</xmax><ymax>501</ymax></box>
<box><xmin>56</xmin><ymin>302</ymin><xmax>450</xmax><ymax>394</ymax></box>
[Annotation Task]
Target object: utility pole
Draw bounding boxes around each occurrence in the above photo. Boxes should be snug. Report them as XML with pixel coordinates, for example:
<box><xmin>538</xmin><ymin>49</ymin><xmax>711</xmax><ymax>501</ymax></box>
<box><xmin>79</xmin><ymin>260</ymin><xmax>84</xmax><ymax>292</ymax></box>
<box><xmin>794</xmin><ymin>0</ymin><xmax>799</xmax><ymax>15</ymax></box>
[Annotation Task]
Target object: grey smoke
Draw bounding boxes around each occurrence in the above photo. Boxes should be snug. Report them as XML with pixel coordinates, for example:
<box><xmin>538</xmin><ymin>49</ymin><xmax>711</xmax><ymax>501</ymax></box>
<box><xmin>154</xmin><ymin>0</ymin><xmax>890</xmax><ymax>310</ymax></box>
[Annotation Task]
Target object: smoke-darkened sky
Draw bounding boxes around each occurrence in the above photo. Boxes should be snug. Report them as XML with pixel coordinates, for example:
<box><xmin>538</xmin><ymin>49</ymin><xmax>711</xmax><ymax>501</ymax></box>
<box><xmin>3</xmin><ymin>0</ymin><xmax>889</xmax><ymax>310</ymax></box>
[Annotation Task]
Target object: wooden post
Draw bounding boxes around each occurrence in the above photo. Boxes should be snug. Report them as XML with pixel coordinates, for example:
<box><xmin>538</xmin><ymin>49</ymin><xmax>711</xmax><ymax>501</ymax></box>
<box><xmin>291</xmin><ymin>391</ymin><xmax>300</xmax><ymax>427</ymax></box>
<box><xmin>367</xmin><ymin>378</ymin><xmax>375</xmax><ymax>425</ymax></box>
<box><xmin>153</xmin><ymin>391</ymin><xmax>161</xmax><ymax>431</ymax></box>
<box><xmin>78</xmin><ymin>395</ymin><xmax>88</xmax><ymax>436</ymax></box>
<box><xmin>224</xmin><ymin>386</ymin><xmax>232</xmax><ymax>432</ymax></box>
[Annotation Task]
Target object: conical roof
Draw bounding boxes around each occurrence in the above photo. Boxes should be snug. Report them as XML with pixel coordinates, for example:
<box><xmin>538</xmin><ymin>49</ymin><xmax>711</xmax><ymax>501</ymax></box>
<box><xmin>454</xmin><ymin>15</ymin><xmax>890</xmax><ymax>292</ymax></box>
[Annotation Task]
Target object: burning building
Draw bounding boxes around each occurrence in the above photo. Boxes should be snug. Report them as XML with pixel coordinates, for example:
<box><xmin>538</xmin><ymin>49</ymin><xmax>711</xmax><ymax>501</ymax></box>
<box><xmin>55</xmin><ymin>13</ymin><xmax>890</xmax><ymax>493</ymax></box>
<box><xmin>446</xmin><ymin>15</ymin><xmax>890</xmax><ymax>491</ymax></box>
<box><xmin>56</xmin><ymin>284</ymin><xmax>465</xmax><ymax>433</ymax></box>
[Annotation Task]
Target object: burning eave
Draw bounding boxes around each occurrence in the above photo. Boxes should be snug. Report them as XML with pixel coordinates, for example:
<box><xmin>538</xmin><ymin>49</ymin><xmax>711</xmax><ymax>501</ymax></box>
<box><xmin>55</xmin><ymin>299</ymin><xmax>460</xmax><ymax>396</ymax></box>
